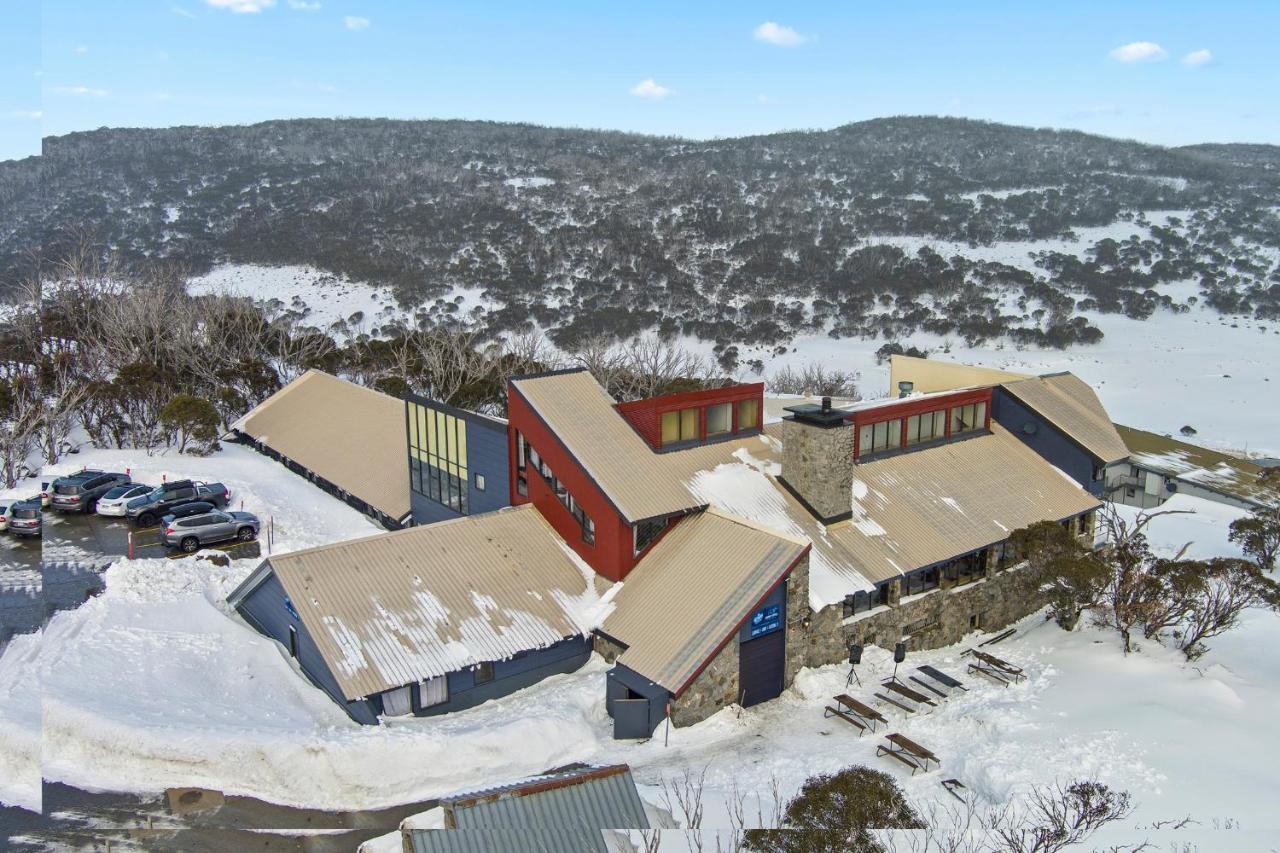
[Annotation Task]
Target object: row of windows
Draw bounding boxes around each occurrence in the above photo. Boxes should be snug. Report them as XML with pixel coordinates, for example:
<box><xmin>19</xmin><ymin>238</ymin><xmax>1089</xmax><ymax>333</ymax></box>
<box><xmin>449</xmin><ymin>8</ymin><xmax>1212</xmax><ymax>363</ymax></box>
<box><xmin>410</xmin><ymin>455</ymin><xmax>469</xmax><ymax>514</ymax></box>
<box><xmin>658</xmin><ymin>398</ymin><xmax>760</xmax><ymax>446</ymax></box>
<box><xmin>516</xmin><ymin>433</ymin><xmax>596</xmax><ymax>545</ymax></box>
<box><xmin>856</xmin><ymin>401</ymin><xmax>989</xmax><ymax>459</ymax></box>
<box><xmin>408</xmin><ymin>404</ymin><xmax>472</xmax><ymax>513</ymax></box>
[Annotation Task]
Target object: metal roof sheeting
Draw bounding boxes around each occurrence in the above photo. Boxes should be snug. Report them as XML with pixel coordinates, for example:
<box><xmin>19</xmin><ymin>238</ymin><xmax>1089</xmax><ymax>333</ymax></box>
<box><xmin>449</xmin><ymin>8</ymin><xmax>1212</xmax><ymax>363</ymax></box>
<box><xmin>409</xmin><ymin>765</ymin><xmax>649</xmax><ymax>853</ymax></box>
<box><xmin>829</xmin><ymin>423</ymin><xmax>1101</xmax><ymax>581</ymax></box>
<box><xmin>235</xmin><ymin>369</ymin><xmax>411</xmax><ymax>520</ymax></box>
<box><xmin>1118</xmin><ymin>423</ymin><xmax>1275</xmax><ymax>507</ymax></box>
<box><xmin>266</xmin><ymin>505</ymin><xmax>603</xmax><ymax>700</ymax></box>
<box><xmin>603</xmin><ymin>509</ymin><xmax>808</xmax><ymax>693</ymax></box>
<box><xmin>1001</xmin><ymin>373</ymin><xmax>1130</xmax><ymax>464</ymax></box>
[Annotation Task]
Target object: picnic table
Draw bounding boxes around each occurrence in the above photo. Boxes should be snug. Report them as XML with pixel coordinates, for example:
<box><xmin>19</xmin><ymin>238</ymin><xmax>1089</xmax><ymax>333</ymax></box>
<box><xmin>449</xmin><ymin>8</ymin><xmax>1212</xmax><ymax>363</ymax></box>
<box><xmin>964</xmin><ymin>649</ymin><xmax>1024</xmax><ymax>685</ymax></box>
<box><xmin>917</xmin><ymin>665</ymin><xmax>967</xmax><ymax>692</ymax></box>
<box><xmin>876</xmin><ymin>733</ymin><xmax>939</xmax><ymax>775</ymax></box>
<box><xmin>824</xmin><ymin>694</ymin><xmax>887</xmax><ymax>733</ymax></box>
<box><xmin>881</xmin><ymin>679</ymin><xmax>937</xmax><ymax>706</ymax></box>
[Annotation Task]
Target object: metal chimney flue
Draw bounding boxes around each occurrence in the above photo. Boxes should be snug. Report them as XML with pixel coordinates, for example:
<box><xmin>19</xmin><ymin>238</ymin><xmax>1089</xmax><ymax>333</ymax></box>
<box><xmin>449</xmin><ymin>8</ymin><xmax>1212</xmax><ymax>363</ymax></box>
<box><xmin>898</xmin><ymin>380</ymin><xmax>914</xmax><ymax>398</ymax></box>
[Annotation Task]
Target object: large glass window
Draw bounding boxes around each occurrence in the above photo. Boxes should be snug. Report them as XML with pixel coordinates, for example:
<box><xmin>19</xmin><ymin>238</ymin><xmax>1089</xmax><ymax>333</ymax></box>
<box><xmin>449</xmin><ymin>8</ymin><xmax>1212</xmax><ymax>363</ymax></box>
<box><xmin>738</xmin><ymin>399</ymin><xmax>760</xmax><ymax>431</ymax></box>
<box><xmin>706</xmin><ymin>403</ymin><xmax>733</xmax><ymax>436</ymax></box>
<box><xmin>408</xmin><ymin>403</ymin><xmax>469</xmax><ymax>514</ymax></box>
<box><xmin>660</xmin><ymin>407</ymin><xmax>701</xmax><ymax>445</ymax></box>
<box><xmin>858</xmin><ymin>418</ymin><xmax>902</xmax><ymax>458</ymax></box>
<box><xmin>949</xmin><ymin>402</ymin><xmax>987</xmax><ymax>436</ymax></box>
<box><xmin>905</xmin><ymin>410</ymin><xmax>947</xmax><ymax>446</ymax></box>
<box><xmin>523</xmin><ymin>436</ymin><xmax>594</xmax><ymax>545</ymax></box>
<box><xmin>634</xmin><ymin>516</ymin><xmax>668</xmax><ymax>554</ymax></box>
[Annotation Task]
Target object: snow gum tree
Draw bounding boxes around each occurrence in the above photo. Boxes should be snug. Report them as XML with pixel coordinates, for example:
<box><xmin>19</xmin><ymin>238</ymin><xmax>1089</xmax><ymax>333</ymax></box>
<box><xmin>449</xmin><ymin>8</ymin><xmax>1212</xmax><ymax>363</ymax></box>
<box><xmin>1011</xmin><ymin>520</ymin><xmax>1108</xmax><ymax>630</ymax></box>
<box><xmin>1228</xmin><ymin>501</ymin><xmax>1280</xmax><ymax>573</ymax></box>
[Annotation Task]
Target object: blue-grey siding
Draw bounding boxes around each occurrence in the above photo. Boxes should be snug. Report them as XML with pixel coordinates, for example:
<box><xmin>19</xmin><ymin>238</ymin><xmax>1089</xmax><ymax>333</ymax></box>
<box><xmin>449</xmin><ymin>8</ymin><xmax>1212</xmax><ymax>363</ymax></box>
<box><xmin>993</xmin><ymin>388</ymin><xmax>1103</xmax><ymax>495</ymax></box>
<box><xmin>234</xmin><ymin>569</ymin><xmax>380</xmax><ymax>724</ymax></box>
<box><xmin>407</xmin><ymin>397</ymin><xmax>512</xmax><ymax>526</ymax></box>
<box><xmin>606</xmin><ymin>663</ymin><xmax>670</xmax><ymax>738</ymax></box>
<box><xmin>738</xmin><ymin>579</ymin><xmax>786</xmax><ymax>643</ymax></box>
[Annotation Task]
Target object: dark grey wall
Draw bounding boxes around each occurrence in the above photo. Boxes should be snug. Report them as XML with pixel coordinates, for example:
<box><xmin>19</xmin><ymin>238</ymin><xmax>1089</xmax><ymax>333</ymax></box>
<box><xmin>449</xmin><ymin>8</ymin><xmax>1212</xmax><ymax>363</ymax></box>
<box><xmin>606</xmin><ymin>663</ymin><xmax>671</xmax><ymax>737</ymax></box>
<box><xmin>738</xmin><ymin>580</ymin><xmax>786</xmax><ymax>644</ymax></box>
<box><xmin>235</xmin><ymin>568</ymin><xmax>379</xmax><ymax>725</ymax></box>
<box><xmin>992</xmin><ymin>389</ymin><xmax>1102</xmax><ymax>495</ymax></box>
<box><xmin>406</xmin><ymin>397</ymin><xmax>512</xmax><ymax>526</ymax></box>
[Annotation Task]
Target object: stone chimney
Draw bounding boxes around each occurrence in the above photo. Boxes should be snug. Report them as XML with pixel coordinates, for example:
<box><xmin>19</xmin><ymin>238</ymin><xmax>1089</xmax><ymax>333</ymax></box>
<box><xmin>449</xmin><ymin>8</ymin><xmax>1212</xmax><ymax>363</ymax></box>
<box><xmin>779</xmin><ymin>400</ymin><xmax>855</xmax><ymax>523</ymax></box>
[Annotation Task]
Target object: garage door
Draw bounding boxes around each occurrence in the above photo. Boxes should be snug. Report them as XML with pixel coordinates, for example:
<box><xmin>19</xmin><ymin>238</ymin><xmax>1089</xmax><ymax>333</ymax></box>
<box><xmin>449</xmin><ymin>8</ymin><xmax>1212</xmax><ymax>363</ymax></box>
<box><xmin>739</xmin><ymin>630</ymin><xmax>785</xmax><ymax>708</ymax></box>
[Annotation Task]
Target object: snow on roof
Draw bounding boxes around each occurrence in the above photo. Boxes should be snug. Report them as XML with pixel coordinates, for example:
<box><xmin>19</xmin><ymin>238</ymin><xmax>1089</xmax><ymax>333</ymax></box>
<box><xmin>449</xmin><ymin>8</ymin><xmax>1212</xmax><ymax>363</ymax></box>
<box><xmin>601</xmin><ymin>509</ymin><xmax>808</xmax><ymax>693</ymax></box>
<box><xmin>262</xmin><ymin>505</ymin><xmax>611</xmax><ymax>700</ymax></box>
<box><xmin>1118</xmin><ymin>424</ymin><xmax>1276</xmax><ymax>508</ymax></box>
<box><xmin>1001</xmin><ymin>373</ymin><xmax>1130</xmax><ymax>464</ymax></box>
<box><xmin>234</xmin><ymin>369</ymin><xmax>411</xmax><ymax>520</ymax></box>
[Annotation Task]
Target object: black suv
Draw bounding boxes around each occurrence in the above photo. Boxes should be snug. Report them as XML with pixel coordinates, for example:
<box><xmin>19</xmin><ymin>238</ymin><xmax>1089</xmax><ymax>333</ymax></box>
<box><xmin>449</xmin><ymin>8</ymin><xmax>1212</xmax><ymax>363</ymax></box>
<box><xmin>49</xmin><ymin>470</ymin><xmax>132</xmax><ymax>513</ymax></box>
<box><xmin>125</xmin><ymin>480</ymin><xmax>230</xmax><ymax>528</ymax></box>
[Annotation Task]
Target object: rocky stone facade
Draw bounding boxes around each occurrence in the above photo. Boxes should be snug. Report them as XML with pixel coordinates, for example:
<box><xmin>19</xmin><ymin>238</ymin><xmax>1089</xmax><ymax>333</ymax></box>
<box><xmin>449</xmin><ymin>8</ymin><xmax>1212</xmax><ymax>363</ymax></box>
<box><xmin>779</xmin><ymin>419</ymin><xmax>855</xmax><ymax>521</ymax></box>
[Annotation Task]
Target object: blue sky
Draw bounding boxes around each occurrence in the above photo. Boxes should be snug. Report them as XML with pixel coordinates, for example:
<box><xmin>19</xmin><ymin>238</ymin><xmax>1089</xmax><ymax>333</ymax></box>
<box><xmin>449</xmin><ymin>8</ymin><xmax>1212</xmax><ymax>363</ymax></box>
<box><xmin>2</xmin><ymin>0</ymin><xmax>1277</xmax><ymax>162</ymax></box>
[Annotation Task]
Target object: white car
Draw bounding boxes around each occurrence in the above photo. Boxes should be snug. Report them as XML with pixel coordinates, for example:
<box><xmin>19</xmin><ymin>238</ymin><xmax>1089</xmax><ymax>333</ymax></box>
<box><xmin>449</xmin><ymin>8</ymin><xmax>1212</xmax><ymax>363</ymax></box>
<box><xmin>0</xmin><ymin>502</ymin><xmax>9</xmax><ymax>532</ymax></box>
<box><xmin>95</xmin><ymin>484</ymin><xmax>153</xmax><ymax>517</ymax></box>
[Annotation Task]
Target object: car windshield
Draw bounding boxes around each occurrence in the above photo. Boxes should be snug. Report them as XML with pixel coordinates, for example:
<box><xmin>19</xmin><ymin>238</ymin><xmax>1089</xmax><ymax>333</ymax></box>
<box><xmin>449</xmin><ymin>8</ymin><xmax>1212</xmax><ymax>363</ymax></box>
<box><xmin>147</xmin><ymin>487</ymin><xmax>166</xmax><ymax>499</ymax></box>
<box><xmin>54</xmin><ymin>484</ymin><xmax>80</xmax><ymax>495</ymax></box>
<box><xmin>13</xmin><ymin>508</ymin><xmax>38</xmax><ymax>519</ymax></box>
<box><xmin>103</xmin><ymin>486</ymin><xmax>130</xmax><ymax>499</ymax></box>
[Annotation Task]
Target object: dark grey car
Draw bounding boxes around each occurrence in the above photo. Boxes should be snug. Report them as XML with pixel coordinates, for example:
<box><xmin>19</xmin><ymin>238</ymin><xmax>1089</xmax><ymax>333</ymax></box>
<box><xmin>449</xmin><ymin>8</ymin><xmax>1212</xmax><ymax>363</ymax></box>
<box><xmin>49</xmin><ymin>470</ymin><xmax>131</xmax><ymax>513</ymax></box>
<box><xmin>161</xmin><ymin>510</ymin><xmax>260</xmax><ymax>553</ymax></box>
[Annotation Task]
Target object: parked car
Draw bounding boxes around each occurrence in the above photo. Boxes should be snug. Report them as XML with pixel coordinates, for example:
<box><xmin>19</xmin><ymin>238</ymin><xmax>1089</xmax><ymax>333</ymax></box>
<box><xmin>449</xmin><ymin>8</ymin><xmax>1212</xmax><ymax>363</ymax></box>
<box><xmin>49</xmin><ymin>470</ymin><xmax>131</xmax><ymax>514</ymax></box>
<box><xmin>39</xmin><ymin>482</ymin><xmax>50</xmax><ymax>508</ymax></box>
<box><xmin>0</xmin><ymin>501</ymin><xmax>9</xmax><ymax>532</ymax></box>
<box><xmin>126</xmin><ymin>480</ymin><xmax>230</xmax><ymax>528</ymax></box>
<box><xmin>7</xmin><ymin>500</ymin><xmax>42</xmax><ymax>537</ymax></box>
<box><xmin>162</xmin><ymin>510</ymin><xmax>260</xmax><ymax>553</ymax></box>
<box><xmin>95</xmin><ymin>483</ymin><xmax>154</xmax><ymax>517</ymax></box>
<box><xmin>159</xmin><ymin>501</ymin><xmax>218</xmax><ymax>525</ymax></box>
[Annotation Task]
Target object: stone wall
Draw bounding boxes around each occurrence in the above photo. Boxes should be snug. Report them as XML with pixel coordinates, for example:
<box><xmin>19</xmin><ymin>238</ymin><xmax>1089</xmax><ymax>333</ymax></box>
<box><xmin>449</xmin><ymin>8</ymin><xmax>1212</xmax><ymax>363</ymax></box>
<box><xmin>593</xmin><ymin>632</ymin><xmax>626</xmax><ymax>663</ymax></box>
<box><xmin>778</xmin><ymin>419</ymin><xmax>855</xmax><ymax>522</ymax></box>
<box><xmin>803</xmin><ymin>561</ymin><xmax>1050</xmax><ymax>667</ymax></box>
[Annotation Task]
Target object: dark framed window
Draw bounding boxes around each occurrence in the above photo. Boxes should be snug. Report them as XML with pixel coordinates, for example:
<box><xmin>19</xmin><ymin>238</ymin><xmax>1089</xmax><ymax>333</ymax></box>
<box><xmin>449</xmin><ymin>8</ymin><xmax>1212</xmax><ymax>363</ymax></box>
<box><xmin>288</xmin><ymin>626</ymin><xmax>298</xmax><ymax>658</ymax></box>
<box><xmin>949</xmin><ymin>402</ymin><xmax>987</xmax><ymax>436</ymax></box>
<box><xmin>857</xmin><ymin>418</ymin><xmax>903</xmax><ymax>458</ymax></box>
<box><xmin>905</xmin><ymin>411</ymin><xmax>947</xmax><ymax>446</ymax></box>
<box><xmin>474</xmin><ymin>661</ymin><xmax>495</xmax><ymax>685</ymax></box>
<box><xmin>525</xmin><ymin>437</ymin><xmax>594</xmax><ymax>545</ymax></box>
<box><xmin>660</xmin><ymin>408</ymin><xmax>700</xmax><ymax>445</ymax></box>
<box><xmin>706</xmin><ymin>402</ymin><xmax>733</xmax><ymax>436</ymax></box>
<box><xmin>408</xmin><ymin>402</ymin><xmax>468</xmax><ymax>514</ymax></box>
<box><xmin>906</xmin><ymin>567</ymin><xmax>940</xmax><ymax>596</ymax></box>
<box><xmin>738</xmin><ymin>398</ymin><xmax>760</xmax><ymax>431</ymax></box>
<box><xmin>634</xmin><ymin>517</ymin><xmax>667</xmax><ymax>554</ymax></box>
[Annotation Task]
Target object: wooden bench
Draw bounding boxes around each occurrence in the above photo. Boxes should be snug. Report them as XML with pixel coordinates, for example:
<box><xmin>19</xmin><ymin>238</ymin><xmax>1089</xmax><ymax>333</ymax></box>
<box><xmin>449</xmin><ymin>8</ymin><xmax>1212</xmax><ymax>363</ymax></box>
<box><xmin>876</xmin><ymin>733</ymin><xmax>939</xmax><ymax>775</ymax></box>
<box><xmin>980</xmin><ymin>628</ymin><xmax>1017</xmax><ymax>646</ymax></box>
<box><xmin>908</xmin><ymin>675</ymin><xmax>948</xmax><ymax>698</ymax></box>
<box><xmin>942</xmin><ymin>778</ymin><xmax>967</xmax><ymax>802</ymax></box>
<box><xmin>967</xmin><ymin>660</ymin><xmax>1012</xmax><ymax>686</ymax></box>
<box><xmin>831</xmin><ymin>694</ymin><xmax>887</xmax><ymax>732</ymax></box>
<box><xmin>874</xmin><ymin>692</ymin><xmax>916</xmax><ymax>714</ymax></box>
<box><xmin>823</xmin><ymin>705</ymin><xmax>867</xmax><ymax>735</ymax></box>
<box><xmin>881</xmin><ymin>679</ymin><xmax>937</xmax><ymax>707</ymax></box>
<box><xmin>967</xmin><ymin>649</ymin><xmax>1025</xmax><ymax>681</ymax></box>
<box><xmin>917</xmin><ymin>665</ymin><xmax>967</xmax><ymax>692</ymax></box>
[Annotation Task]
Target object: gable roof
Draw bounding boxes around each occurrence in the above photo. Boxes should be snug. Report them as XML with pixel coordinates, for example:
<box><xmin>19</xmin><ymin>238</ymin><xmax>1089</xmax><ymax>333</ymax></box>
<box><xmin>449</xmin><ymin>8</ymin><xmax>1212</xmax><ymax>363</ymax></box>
<box><xmin>1117</xmin><ymin>424</ymin><xmax>1276</xmax><ymax>508</ymax></box>
<box><xmin>1001</xmin><ymin>373</ymin><xmax>1129</xmax><ymax>464</ymax></box>
<box><xmin>828</xmin><ymin>423</ymin><xmax>1101</xmax><ymax>580</ymax></box>
<box><xmin>409</xmin><ymin>765</ymin><xmax>650</xmax><ymax>853</ymax></box>
<box><xmin>234</xmin><ymin>369</ymin><xmax>411</xmax><ymax>521</ymax></box>
<box><xmin>510</xmin><ymin>369</ymin><xmax>768</xmax><ymax>523</ymax></box>
<box><xmin>263</xmin><ymin>505</ymin><xmax>608</xmax><ymax>700</ymax></box>
<box><xmin>602</xmin><ymin>509</ymin><xmax>808</xmax><ymax>693</ymax></box>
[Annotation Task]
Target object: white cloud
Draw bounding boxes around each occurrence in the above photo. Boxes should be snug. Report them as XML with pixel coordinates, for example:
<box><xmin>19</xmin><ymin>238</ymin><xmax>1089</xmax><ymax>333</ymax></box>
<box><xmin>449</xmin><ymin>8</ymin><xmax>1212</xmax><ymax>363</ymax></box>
<box><xmin>74</xmin><ymin>45</ymin><xmax>89</xmax><ymax>54</ymax></box>
<box><xmin>753</xmin><ymin>21</ymin><xmax>808</xmax><ymax>47</ymax></box>
<box><xmin>1181</xmin><ymin>48</ymin><xmax>1212</xmax><ymax>67</ymax></box>
<box><xmin>343</xmin><ymin>15</ymin><xmax>370</xmax><ymax>29</ymax></box>
<box><xmin>629</xmin><ymin>78</ymin><xmax>672</xmax><ymax>99</ymax></box>
<box><xmin>10</xmin><ymin>110</ymin><xmax>43</xmax><ymax>120</ymax></box>
<box><xmin>1108</xmin><ymin>41</ymin><xmax>1168</xmax><ymax>63</ymax></box>
<box><xmin>757</xmin><ymin>94</ymin><xmax>779</xmax><ymax>105</ymax></box>
<box><xmin>53</xmin><ymin>85</ymin><xmax>109</xmax><ymax>97</ymax></box>
<box><xmin>205</xmin><ymin>0</ymin><xmax>275</xmax><ymax>11</ymax></box>
<box><xmin>287</xmin><ymin>0</ymin><xmax>320</xmax><ymax>8</ymax></box>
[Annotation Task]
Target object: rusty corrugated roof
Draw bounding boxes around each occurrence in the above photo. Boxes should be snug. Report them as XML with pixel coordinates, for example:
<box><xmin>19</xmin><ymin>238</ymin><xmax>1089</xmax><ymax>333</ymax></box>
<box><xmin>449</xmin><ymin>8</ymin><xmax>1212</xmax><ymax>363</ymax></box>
<box><xmin>602</xmin><ymin>509</ymin><xmax>808</xmax><ymax>693</ymax></box>
<box><xmin>235</xmin><ymin>369</ymin><xmax>411</xmax><ymax>520</ymax></box>
<box><xmin>266</xmin><ymin>504</ymin><xmax>603</xmax><ymax>700</ymax></box>
<box><xmin>1001</xmin><ymin>373</ymin><xmax>1129</xmax><ymax>464</ymax></box>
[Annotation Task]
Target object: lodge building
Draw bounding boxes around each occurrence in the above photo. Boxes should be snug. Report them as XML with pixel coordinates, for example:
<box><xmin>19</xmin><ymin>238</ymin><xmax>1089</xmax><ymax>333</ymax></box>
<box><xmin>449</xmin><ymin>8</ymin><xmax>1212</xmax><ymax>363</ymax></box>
<box><xmin>230</xmin><ymin>362</ymin><xmax>1114</xmax><ymax>737</ymax></box>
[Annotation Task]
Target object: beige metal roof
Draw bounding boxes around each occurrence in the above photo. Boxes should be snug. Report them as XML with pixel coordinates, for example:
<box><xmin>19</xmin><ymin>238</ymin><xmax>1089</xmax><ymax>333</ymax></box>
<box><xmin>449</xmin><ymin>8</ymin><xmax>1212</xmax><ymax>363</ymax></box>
<box><xmin>602</xmin><ymin>509</ymin><xmax>808</xmax><ymax>693</ymax></box>
<box><xmin>266</xmin><ymin>505</ymin><xmax>604</xmax><ymax>700</ymax></box>
<box><xmin>511</xmin><ymin>370</ymin><xmax>768</xmax><ymax>523</ymax></box>
<box><xmin>1117</xmin><ymin>424</ymin><xmax>1276</xmax><ymax>508</ymax></box>
<box><xmin>236</xmin><ymin>369</ymin><xmax>411</xmax><ymax>521</ymax></box>
<box><xmin>1001</xmin><ymin>373</ymin><xmax>1129</xmax><ymax>464</ymax></box>
<box><xmin>828</xmin><ymin>423</ymin><xmax>1101</xmax><ymax>581</ymax></box>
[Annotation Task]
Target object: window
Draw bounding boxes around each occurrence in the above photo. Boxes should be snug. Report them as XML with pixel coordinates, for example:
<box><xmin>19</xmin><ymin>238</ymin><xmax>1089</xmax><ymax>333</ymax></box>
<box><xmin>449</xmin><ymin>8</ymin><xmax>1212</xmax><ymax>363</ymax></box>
<box><xmin>661</xmin><ymin>407</ymin><xmax>700</xmax><ymax>445</ymax></box>
<box><xmin>525</xmin><ymin>437</ymin><xmax>594</xmax><ymax>545</ymax></box>
<box><xmin>288</xmin><ymin>625</ymin><xmax>298</xmax><ymax>658</ymax></box>
<box><xmin>970</xmin><ymin>613</ymin><xmax>983</xmax><ymax>629</ymax></box>
<box><xmin>858</xmin><ymin>418</ymin><xmax>903</xmax><ymax>458</ymax></box>
<box><xmin>905</xmin><ymin>410</ymin><xmax>947</xmax><ymax>446</ymax></box>
<box><xmin>408</xmin><ymin>403</ymin><xmax>469</xmax><ymax>514</ymax></box>
<box><xmin>906</xmin><ymin>567</ymin><xmax>940</xmax><ymax>596</ymax></box>
<box><xmin>515</xmin><ymin>431</ymin><xmax>528</xmax><ymax>496</ymax></box>
<box><xmin>420</xmin><ymin>675</ymin><xmax>448</xmax><ymax>707</ymax></box>
<box><xmin>739</xmin><ymin>398</ymin><xmax>760</xmax><ymax>431</ymax></box>
<box><xmin>949</xmin><ymin>402</ymin><xmax>987</xmax><ymax>435</ymax></box>
<box><xmin>474</xmin><ymin>473</ymin><xmax>486</xmax><ymax>492</ymax></box>
<box><xmin>634</xmin><ymin>516</ymin><xmax>667</xmax><ymax>554</ymax></box>
<box><xmin>473</xmin><ymin>661</ymin><xmax>495</xmax><ymax>685</ymax></box>
<box><xmin>706</xmin><ymin>402</ymin><xmax>733</xmax><ymax>436</ymax></box>
<box><xmin>382</xmin><ymin>685</ymin><xmax>413</xmax><ymax>716</ymax></box>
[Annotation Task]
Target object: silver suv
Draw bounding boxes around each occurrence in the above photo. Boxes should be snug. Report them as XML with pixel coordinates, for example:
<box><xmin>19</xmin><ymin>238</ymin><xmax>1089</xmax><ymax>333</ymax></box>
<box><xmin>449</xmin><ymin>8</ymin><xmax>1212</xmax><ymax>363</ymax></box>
<box><xmin>161</xmin><ymin>510</ymin><xmax>260</xmax><ymax>553</ymax></box>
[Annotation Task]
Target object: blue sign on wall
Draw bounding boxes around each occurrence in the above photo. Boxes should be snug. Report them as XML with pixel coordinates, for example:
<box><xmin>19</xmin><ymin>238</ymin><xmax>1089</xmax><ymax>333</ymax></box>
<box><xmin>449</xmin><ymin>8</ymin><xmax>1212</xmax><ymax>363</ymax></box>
<box><xmin>749</xmin><ymin>604</ymin><xmax>782</xmax><ymax>638</ymax></box>
<box><xmin>284</xmin><ymin>595</ymin><xmax>300</xmax><ymax>620</ymax></box>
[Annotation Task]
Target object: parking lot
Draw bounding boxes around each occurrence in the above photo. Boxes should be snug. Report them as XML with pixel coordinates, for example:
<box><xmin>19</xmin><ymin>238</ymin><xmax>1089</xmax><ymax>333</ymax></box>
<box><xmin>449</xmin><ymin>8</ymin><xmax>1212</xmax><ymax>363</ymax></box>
<box><xmin>1</xmin><ymin>530</ymin><xmax>41</xmax><ymax>572</ymax></box>
<box><xmin>42</xmin><ymin>509</ymin><xmax>261</xmax><ymax>564</ymax></box>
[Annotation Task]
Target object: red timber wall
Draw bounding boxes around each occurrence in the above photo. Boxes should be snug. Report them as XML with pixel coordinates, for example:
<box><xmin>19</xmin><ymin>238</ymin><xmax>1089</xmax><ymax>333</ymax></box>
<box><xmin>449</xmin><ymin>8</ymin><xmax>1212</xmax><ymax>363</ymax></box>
<box><xmin>616</xmin><ymin>382</ymin><xmax>765</xmax><ymax>450</ymax></box>
<box><xmin>849</xmin><ymin>387</ymin><xmax>993</xmax><ymax>458</ymax></box>
<box><xmin>506</xmin><ymin>386</ymin><xmax>638</xmax><ymax>583</ymax></box>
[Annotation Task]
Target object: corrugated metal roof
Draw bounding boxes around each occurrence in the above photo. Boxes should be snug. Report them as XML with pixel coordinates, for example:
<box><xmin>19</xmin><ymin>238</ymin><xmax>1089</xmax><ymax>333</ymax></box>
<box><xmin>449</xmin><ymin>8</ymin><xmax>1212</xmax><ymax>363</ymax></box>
<box><xmin>829</xmin><ymin>423</ymin><xmax>1101</xmax><ymax>580</ymax></box>
<box><xmin>1002</xmin><ymin>374</ymin><xmax>1129</xmax><ymax>464</ymax></box>
<box><xmin>512</xmin><ymin>370</ymin><xmax>757</xmax><ymax>523</ymax></box>
<box><xmin>235</xmin><ymin>369</ymin><xmax>411</xmax><ymax>520</ymax></box>
<box><xmin>409</xmin><ymin>765</ymin><xmax>649</xmax><ymax>853</ymax></box>
<box><xmin>602</xmin><ymin>509</ymin><xmax>808</xmax><ymax>693</ymax></box>
<box><xmin>1117</xmin><ymin>423</ymin><xmax>1275</xmax><ymax>507</ymax></box>
<box><xmin>266</xmin><ymin>505</ymin><xmax>604</xmax><ymax>700</ymax></box>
